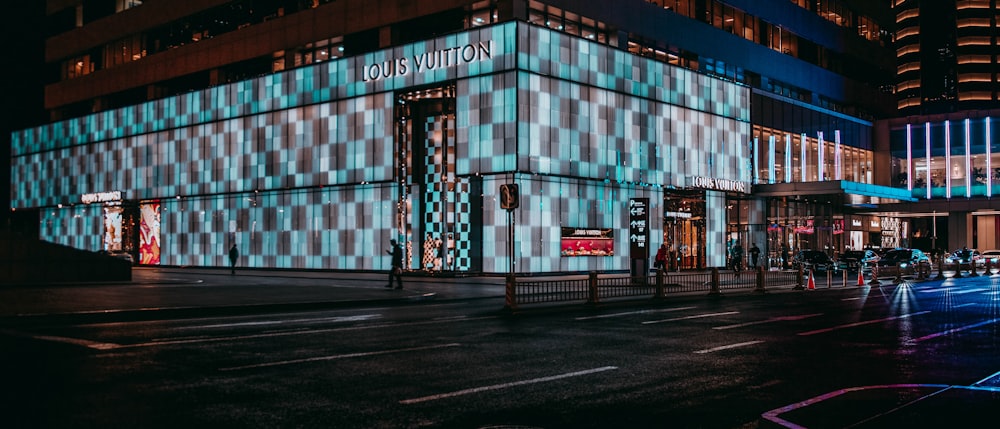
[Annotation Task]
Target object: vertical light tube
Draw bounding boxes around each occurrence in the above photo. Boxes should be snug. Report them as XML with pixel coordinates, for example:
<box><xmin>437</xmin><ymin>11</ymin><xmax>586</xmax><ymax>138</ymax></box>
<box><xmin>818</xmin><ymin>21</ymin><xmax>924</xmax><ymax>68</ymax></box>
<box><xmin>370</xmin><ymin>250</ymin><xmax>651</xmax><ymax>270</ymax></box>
<box><xmin>817</xmin><ymin>131</ymin><xmax>825</xmax><ymax>181</ymax></box>
<box><xmin>768</xmin><ymin>135</ymin><xmax>776</xmax><ymax>184</ymax></box>
<box><xmin>801</xmin><ymin>133</ymin><xmax>807</xmax><ymax>181</ymax></box>
<box><xmin>835</xmin><ymin>130</ymin><xmax>842</xmax><ymax>181</ymax></box>
<box><xmin>965</xmin><ymin>118</ymin><xmax>972</xmax><ymax>198</ymax></box>
<box><xmin>906</xmin><ymin>124</ymin><xmax>913</xmax><ymax>191</ymax></box>
<box><xmin>925</xmin><ymin>122</ymin><xmax>931</xmax><ymax>199</ymax></box>
<box><xmin>988</xmin><ymin>117</ymin><xmax>993</xmax><ymax>197</ymax></box>
<box><xmin>753</xmin><ymin>136</ymin><xmax>759</xmax><ymax>184</ymax></box>
<box><xmin>785</xmin><ymin>134</ymin><xmax>792</xmax><ymax>183</ymax></box>
<box><xmin>945</xmin><ymin>120</ymin><xmax>951</xmax><ymax>199</ymax></box>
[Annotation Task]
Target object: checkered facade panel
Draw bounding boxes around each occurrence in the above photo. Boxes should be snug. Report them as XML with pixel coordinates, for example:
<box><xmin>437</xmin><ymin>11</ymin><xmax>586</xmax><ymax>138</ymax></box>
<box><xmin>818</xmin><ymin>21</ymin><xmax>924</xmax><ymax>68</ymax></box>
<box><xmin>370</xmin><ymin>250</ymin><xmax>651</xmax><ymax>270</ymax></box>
<box><xmin>11</xmin><ymin>23</ymin><xmax>517</xmax><ymax>156</ymax></box>
<box><xmin>519</xmin><ymin>25</ymin><xmax>750</xmax><ymax>123</ymax></box>
<box><xmin>705</xmin><ymin>191</ymin><xmax>727</xmax><ymax>268</ymax></box>
<box><xmin>38</xmin><ymin>204</ymin><xmax>104</xmax><ymax>252</ymax></box>
<box><xmin>481</xmin><ymin>176</ymin><xmax>729</xmax><ymax>274</ymax></box>
<box><xmin>40</xmin><ymin>186</ymin><xmax>400</xmax><ymax>270</ymax></box>
<box><xmin>516</xmin><ymin>72</ymin><xmax>749</xmax><ymax>186</ymax></box>
<box><xmin>21</xmin><ymin>21</ymin><xmax>748</xmax><ymax>274</ymax></box>
<box><xmin>13</xmin><ymin>96</ymin><xmax>394</xmax><ymax>208</ymax></box>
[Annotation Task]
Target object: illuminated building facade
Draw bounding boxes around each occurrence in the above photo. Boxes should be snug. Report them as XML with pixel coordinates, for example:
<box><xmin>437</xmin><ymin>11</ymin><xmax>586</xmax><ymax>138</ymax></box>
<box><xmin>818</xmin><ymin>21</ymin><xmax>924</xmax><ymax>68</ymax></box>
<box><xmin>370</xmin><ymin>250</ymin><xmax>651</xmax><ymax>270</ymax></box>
<box><xmin>10</xmin><ymin>0</ymin><xmax>899</xmax><ymax>273</ymax></box>
<box><xmin>883</xmin><ymin>0</ymin><xmax>1000</xmax><ymax>253</ymax></box>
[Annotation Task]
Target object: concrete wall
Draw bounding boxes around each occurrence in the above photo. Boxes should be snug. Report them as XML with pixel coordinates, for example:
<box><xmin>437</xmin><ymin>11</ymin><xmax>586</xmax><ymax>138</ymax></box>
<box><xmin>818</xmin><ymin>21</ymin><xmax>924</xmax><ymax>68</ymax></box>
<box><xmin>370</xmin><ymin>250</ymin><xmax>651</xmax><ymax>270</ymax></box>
<box><xmin>0</xmin><ymin>232</ymin><xmax>131</xmax><ymax>285</ymax></box>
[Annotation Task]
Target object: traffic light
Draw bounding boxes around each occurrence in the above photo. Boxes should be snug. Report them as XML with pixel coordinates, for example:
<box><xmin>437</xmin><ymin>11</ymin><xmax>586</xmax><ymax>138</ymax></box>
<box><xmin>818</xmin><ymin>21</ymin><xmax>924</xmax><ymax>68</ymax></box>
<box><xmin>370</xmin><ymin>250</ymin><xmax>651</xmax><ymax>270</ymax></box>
<box><xmin>500</xmin><ymin>184</ymin><xmax>519</xmax><ymax>210</ymax></box>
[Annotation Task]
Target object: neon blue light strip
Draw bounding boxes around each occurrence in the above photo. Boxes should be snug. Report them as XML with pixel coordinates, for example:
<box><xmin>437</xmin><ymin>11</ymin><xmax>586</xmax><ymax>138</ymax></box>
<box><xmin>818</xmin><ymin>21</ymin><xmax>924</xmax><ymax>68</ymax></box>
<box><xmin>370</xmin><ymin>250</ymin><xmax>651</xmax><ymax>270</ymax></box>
<box><xmin>945</xmin><ymin>120</ymin><xmax>951</xmax><ymax>199</ymax></box>
<box><xmin>988</xmin><ymin>118</ymin><xmax>993</xmax><ymax>198</ymax></box>
<box><xmin>817</xmin><ymin>131</ymin><xmax>824</xmax><ymax>181</ymax></box>
<box><xmin>785</xmin><ymin>134</ymin><xmax>792</xmax><ymax>183</ymax></box>
<box><xmin>925</xmin><ymin>122</ymin><xmax>931</xmax><ymax>200</ymax></box>
<box><xmin>835</xmin><ymin>130</ymin><xmax>842</xmax><ymax>181</ymax></box>
<box><xmin>965</xmin><ymin>118</ymin><xmax>971</xmax><ymax>198</ymax></box>
<box><xmin>768</xmin><ymin>135</ymin><xmax>775</xmax><ymax>184</ymax></box>
<box><xmin>906</xmin><ymin>124</ymin><xmax>912</xmax><ymax>192</ymax></box>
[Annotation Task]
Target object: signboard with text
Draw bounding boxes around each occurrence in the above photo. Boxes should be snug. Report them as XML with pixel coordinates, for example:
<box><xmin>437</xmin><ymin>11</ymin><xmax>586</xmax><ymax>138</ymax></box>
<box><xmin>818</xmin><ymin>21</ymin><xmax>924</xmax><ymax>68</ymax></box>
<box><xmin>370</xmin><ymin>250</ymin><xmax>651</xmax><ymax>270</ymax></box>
<box><xmin>629</xmin><ymin>198</ymin><xmax>650</xmax><ymax>259</ymax></box>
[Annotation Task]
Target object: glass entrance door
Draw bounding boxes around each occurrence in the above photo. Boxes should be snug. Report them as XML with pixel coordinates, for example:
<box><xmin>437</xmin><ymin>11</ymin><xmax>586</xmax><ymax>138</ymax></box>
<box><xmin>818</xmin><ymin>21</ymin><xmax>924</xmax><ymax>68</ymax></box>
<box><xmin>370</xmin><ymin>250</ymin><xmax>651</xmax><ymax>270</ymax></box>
<box><xmin>663</xmin><ymin>191</ymin><xmax>706</xmax><ymax>270</ymax></box>
<box><xmin>396</xmin><ymin>85</ymin><xmax>472</xmax><ymax>272</ymax></box>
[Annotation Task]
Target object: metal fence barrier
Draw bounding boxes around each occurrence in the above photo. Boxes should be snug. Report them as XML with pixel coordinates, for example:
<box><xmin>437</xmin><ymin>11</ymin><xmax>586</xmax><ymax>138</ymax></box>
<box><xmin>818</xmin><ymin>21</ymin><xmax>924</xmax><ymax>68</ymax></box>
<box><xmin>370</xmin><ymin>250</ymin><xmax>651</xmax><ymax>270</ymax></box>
<box><xmin>502</xmin><ymin>263</ymin><xmax>1000</xmax><ymax>310</ymax></box>
<box><xmin>505</xmin><ymin>268</ymin><xmax>821</xmax><ymax>311</ymax></box>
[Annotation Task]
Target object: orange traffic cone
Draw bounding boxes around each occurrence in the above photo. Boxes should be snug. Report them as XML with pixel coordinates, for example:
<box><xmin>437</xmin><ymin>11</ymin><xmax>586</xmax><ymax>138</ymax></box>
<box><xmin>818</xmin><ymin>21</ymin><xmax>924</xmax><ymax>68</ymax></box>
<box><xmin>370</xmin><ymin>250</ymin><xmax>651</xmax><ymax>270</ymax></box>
<box><xmin>856</xmin><ymin>270</ymin><xmax>864</xmax><ymax>286</ymax></box>
<box><xmin>807</xmin><ymin>269</ymin><xmax>816</xmax><ymax>290</ymax></box>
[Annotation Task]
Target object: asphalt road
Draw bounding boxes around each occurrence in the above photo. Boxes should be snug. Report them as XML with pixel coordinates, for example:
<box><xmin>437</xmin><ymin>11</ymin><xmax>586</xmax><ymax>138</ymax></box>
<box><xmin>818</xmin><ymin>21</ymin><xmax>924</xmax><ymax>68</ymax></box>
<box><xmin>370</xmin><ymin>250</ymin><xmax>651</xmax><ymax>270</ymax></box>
<box><xmin>2</xmin><ymin>269</ymin><xmax>999</xmax><ymax>428</ymax></box>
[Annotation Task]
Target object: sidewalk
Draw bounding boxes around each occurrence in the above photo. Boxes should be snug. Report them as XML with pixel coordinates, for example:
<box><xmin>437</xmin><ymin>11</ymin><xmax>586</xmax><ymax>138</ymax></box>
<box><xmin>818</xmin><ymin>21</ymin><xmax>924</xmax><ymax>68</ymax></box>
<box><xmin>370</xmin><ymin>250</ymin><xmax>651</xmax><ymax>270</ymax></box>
<box><xmin>0</xmin><ymin>267</ymin><xmax>508</xmax><ymax>322</ymax></box>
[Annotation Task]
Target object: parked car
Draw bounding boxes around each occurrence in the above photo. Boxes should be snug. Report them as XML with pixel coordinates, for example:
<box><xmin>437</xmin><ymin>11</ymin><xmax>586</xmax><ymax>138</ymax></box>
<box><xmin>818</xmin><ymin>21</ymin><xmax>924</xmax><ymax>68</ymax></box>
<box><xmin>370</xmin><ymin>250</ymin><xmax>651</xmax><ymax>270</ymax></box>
<box><xmin>793</xmin><ymin>250</ymin><xmax>838</xmax><ymax>272</ymax></box>
<box><xmin>875</xmin><ymin>248</ymin><xmax>932</xmax><ymax>278</ymax></box>
<box><xmin>945</xmin><ymin>248</ymin><xmax>984</xmax><ymax>268</ymax></box>
<box><xmin>838</xmin><ymin>249</ymin><xmax>880</xmax><ymax>272</ymax></box>
<box><xmin>981</xmin><ymin>250</ymin><xmax>1000</xmax><ymax>265</ymax></box>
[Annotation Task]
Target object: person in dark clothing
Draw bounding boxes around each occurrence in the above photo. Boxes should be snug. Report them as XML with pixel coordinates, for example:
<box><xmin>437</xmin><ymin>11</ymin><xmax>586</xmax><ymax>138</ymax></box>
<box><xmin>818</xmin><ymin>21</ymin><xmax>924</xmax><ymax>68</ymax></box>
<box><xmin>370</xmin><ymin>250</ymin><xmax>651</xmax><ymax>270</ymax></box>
<box><xmin>228</xmin><ymin>243</ymin><xmax>239</xmax><ymax>275</ymax></box>
<box><xmin>749</xmin><ymin>243</ymin><xmax>761</xmax><ymax>269</ymax></box>
<box><xmin>386</xmin><ymin>239</ymin><xmax>404</xmax><ymax>289</ymax></box>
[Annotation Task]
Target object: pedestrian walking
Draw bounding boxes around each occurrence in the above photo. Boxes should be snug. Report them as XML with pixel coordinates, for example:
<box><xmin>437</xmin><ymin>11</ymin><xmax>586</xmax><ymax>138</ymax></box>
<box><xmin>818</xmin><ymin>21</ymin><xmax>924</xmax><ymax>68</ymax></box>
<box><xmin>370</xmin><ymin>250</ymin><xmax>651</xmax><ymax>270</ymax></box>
<box><xmin>386</xmin><ymin>239</ymin><xmax>404</xmax><ymax>289</ymax></box>
<box><xmin>731</xmin><ymin>241</ymin><xmax>744</xmax><ymax>271</ymax></box>
<box><xmin>654</xmin><ymin>243</ymin><xmax>667</xmax><ymax>272</ymax></box>
<box><xmin>228</xmin><ymin>243</ymin><xmax>239</xmax><ymax>275</ymax></box>
<box><xmin>750</xmin><ymin>243</ymin><xmax>761</xmax><ymax>269</ymax></box>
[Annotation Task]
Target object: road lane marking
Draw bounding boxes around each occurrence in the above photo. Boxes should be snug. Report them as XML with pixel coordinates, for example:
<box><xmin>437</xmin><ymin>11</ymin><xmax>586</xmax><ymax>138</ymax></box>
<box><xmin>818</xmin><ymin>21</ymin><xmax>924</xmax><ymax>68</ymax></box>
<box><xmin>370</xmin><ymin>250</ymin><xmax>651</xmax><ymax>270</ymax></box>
<box><xmin>179</xmin><ymin>314</ymin><xmax>382</xmax><ymax>330</ymax></box>
<box><xmin>219</xmin><ymin>343</ymin><xmax>461</xmax><ymax>371</ymax></box>
<box><xmin>796</xmin><ymin>311</ymin><xmax>931</xmax><ymax>336</ymax></box>
<box><xmin>575</xmin><ymin>306</ymin><xmax>696</xmax><ymax>321</ymax></box>
<box><xmin>399</xmin><ymin>366</ymin><xmax>618</xmax><ymax>405</ymax></box>
<box><xmin>714</xmin><ymin>313</ymin><xmax>823</xmax><ymax>330</ymax></box>
<box><xmin>642</xmin><ymin>311</ymin><xmax>739</xmax><ymax>325</ymax></box>
<box><xmin>120</xmin><ymin>316</ymin><xmax>497</xmax><ymax>349</ymax></box>
<box><xmin>841</xmin><ymin>297</ymin><xmax>861</xmax><ymax>301</ymax></box>
<box><xmin>905</xmin><ymin>318</ymin><xmax>1000</xmax><ymax>344</ymax></box>
<box><xmin>0</xmin><ymin>329</ymin><xmax>122</xmax><ymax>350</ymax></box>
<box><xmin>955</xmin><ymin>303</ymin><xmax>977</xmax><ymax>308</ymax></box>
<box><xmin>693</xmin><ymin>340</ymin><xmax>764</xmax><ymax>354</ymax></box>
<box><xmin>762</xmin><ymin>384</ymin><xmax>955</xmax><ymax>429</ymax></box>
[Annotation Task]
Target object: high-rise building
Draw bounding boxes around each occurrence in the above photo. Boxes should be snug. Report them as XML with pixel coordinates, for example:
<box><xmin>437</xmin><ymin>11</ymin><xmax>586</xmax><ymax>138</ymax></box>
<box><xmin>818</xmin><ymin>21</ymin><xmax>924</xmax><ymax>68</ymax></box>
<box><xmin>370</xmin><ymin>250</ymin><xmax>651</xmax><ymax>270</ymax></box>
<box><xmin>11</xmin><ymin>0</ymin><xmax>906</xmax><ymax>273</ymax></box>
<box><xmin>895</xmin><ymin>0</ymin><xmax>1000</xmax><ymax>114</ymax></box>
<box><xmin>884</xmin><ymin>0</ymin><xmax>1000</xmax><ymax>253</ymax></box>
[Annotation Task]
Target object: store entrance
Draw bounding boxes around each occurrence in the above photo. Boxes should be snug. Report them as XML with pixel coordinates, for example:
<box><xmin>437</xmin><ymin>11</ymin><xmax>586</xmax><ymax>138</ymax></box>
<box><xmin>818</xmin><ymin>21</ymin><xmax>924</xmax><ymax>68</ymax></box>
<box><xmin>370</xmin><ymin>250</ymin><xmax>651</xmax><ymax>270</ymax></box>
<box><xmin>395</xmin><ymin>84</ymin><xmax>479</xmax><ymax>272</ymax></box>
<box><xmin>663</xmin><ymin>191</ymin><xmax>706</xmax><ymax>270</ymax></box>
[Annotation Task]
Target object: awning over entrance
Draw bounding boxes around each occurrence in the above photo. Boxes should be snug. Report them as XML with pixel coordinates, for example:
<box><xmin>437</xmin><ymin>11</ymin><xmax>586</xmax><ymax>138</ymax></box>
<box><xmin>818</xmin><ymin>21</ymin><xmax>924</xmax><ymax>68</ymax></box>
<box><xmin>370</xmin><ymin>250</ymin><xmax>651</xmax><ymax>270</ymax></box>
<box><xmin>752</xmin><ymin>180</ymin><xmax>917</xmax><ymax>208</ymax></box>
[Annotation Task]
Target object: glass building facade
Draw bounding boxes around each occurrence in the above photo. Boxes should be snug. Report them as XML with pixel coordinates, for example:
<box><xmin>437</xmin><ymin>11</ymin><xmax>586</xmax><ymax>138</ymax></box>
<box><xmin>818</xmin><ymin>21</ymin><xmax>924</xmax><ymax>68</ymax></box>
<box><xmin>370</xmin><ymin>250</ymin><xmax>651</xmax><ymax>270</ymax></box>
<box><xmin>11</xmin><ymin>22</ymin><xmax>752</xmax><ymax>273</ymax></box>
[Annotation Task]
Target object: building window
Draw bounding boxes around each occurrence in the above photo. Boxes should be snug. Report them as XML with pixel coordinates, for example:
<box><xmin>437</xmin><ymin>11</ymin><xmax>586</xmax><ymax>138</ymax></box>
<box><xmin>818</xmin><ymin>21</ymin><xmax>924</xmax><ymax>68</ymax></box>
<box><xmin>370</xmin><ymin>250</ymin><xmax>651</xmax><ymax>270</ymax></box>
<box><xmin>63</xmin><ymin>54</ymin><xmax>96</xmax><ymax>80</ymax></box>
<box><xmin>528</xmin><ymin>1</ymin><xmax>609</xmax><ymax>44</ymax></box>
<box><xmin>115</xmin><ymin>0</ymin><xmax>143</xmax><ymax>13</ymax></box>
<box><xmin>292</xmin><ymin>36</ymin><xmax>344</xmax><ymax>68</ymax></box>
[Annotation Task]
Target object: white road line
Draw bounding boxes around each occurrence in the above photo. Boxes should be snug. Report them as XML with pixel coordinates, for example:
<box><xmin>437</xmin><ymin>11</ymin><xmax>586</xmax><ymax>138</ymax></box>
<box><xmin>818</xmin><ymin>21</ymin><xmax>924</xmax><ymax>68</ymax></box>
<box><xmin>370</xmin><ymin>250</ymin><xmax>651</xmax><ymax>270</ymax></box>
<box><xmin>714</xmin><ymin>313</ymin><xmax>823</xmax><ymax>330</ymax></box>
<box><xmin>841</xmin><ymin>297</ymin><xmax>861</xmax><ymax>301</ymax></box>
<box><xmin>973</xmin><ymin>370</ymin><xmax>1000</xmax><ymax>386</ymax></box>
<box><xmin>642</xmin><ymin>311</ymin><xmax>739</xmax><ymax>325</ymax></box>
<box><xmin>180</xmin><ymin>314</ymin><xmax>382</xmax><ymax>330</ymax></box>
<box><xmin>0</xmin><ymin>329</ymin><xmax>122</xmax><ymax>350</ymax></box>
<box><xmin>955</xmin><ymin>303</ymin><xmax>977</xmax><ymax>308</ymax></box>
<box><xmin>575</xmin><ymin>306</ymin><xmax>696</xmax><ymax>321</ymax></box>
<box><xmin>905</xmin><ymin>318</ymin><xmax>1000</xmax><ymax>345</ymax></box>
<box><xmin>797</xmin><ymin>311</ymin><xmax>931</xmax><ymax>336</ymax></box>
<box><xmin>693</xmin><ymin>340</ymin><xmax>764</xmax><ymax>354</ymax></box>
<box><xmin>219</xmin><ymin>343</ymin><xmax>461</xmax><ymax>371</ymax></box>
<box><xmin>32</xmin><ymin>334</ymin><xmax>120</xmax><ymax>350</ymax></box>
<box><xmin>399</xmin><ymin>366</ymin><xmax>618</xmax><ymax>405</ymax></box>
<box><xmin>120</xmin><ymin>316</ymin><xmax>496</xmax><ymax>349</ymax></box>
